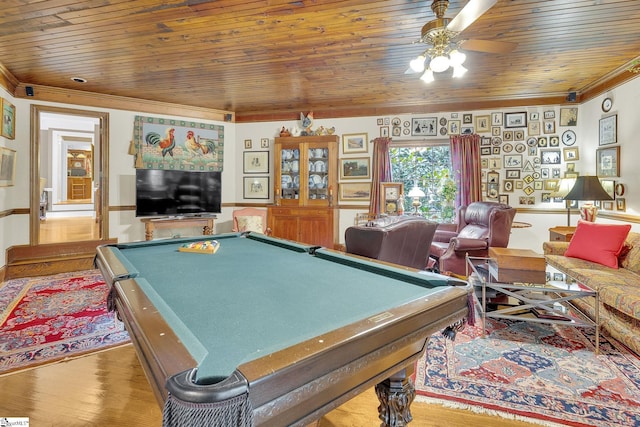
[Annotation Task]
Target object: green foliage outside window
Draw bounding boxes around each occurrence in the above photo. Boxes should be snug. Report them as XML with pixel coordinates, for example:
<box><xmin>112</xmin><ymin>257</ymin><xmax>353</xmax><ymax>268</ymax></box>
<box><xmin>389</xmin><ymin>146</ymin><xmax>456</xmax><ymax>222</ymax></box>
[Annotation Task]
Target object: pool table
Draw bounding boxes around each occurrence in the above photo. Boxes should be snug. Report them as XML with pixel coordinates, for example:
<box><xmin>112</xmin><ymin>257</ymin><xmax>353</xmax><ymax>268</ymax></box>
<box><xmin>96</xmin><ymin>233</ymin><xmax>470</xmax><ymax>426</ymax></box>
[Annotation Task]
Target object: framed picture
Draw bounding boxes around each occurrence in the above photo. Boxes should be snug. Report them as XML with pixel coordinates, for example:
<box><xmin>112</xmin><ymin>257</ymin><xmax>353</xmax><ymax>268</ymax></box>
<box><xmin>411</xmin><ymin>117</ymin><xmax>437</xmax><ymax>136</ymax></box>
<box><xmin>260</xmin><ymin>138</ymin><xmax>269</xmax><ymax>148</ymax></box>
<box><xmin>540</xmin><ymin>149</ymin><xmax>561</xmax><ymax>164</ymax></box>
<box><xmin>463</xmin><ymin>113</ymin><xmax>473</xmax><ymax>124</ymax></box>
<box><xmin>499</xmin><ymin>194</ymin><xmax>509</xmax><ymax>205</ymax></box>
<box><xmin>506</xmin><ymin>169</ymin><xmax>520</xmax><ymax>179</ymax></box>
<box><xmin>527</xmin><ymin>121</ymin><xmax>540</xmax><ymax>136</ymax></box>
<box><xmin>504</xmin><ymin>112</ymin><xmax>527</xmax><ymax>128</ymax></box>
<box><xmin>475</xmin><ymin>115</ymin><xmax>490</xmax><ymax>132</ymax></box>
<box><xmin>487</xmin><ymin>170</ymin><xmax>500</xmax><ymax>184</ymax></box>
<box><xmin>544</xmin><ymin>110</ymin><xmax>555</xmax><ymax>119</ymax></box>
<box><xmin>340</xmin><ymin>157</ymin><xmax>370</xmax><ymax>179</ymax></box>
<box><xmin>616</xmin><ymin>198</ymin><xmax>626</xmax><ymax>212</ymax></box>
<box><xmin>380</xmin><ymin>126</ymin><xmax>389</xmax><ymax>137</ymax></box>
<box><xmin>559</xmin><ymin>107</ymin><xmax>578</xmax><ymax>126</ymax></box>
<box><xmin>543</xmin><ymin>120</ymin><xmax>555</xmax><ymax>134</ymax></box>
<box><xmin>380</xmin><ymin>182</ymin><xmax>404</xmax><ymax>214</ymax></box>
<box><xmin>339</xmin><ymin>182</ymin><xmax>371</xmax><ymax>201</ymax></box>
<box><xmin>0</xmin><ymin>146</ymin><xmax>16</xmax><ymax>186</ymax></box>
<box><xmin>243</xmin><ymin>151</ymin><xmax>269</xmax><ymax>173</ymax></box>
<box><xmin>1</xmin><ymin>99</ymin><xmax>15</xmax><ymax>139</ymax></box>
<box><xmin>448</xmin><ymin>120</ymin><xmax>461</xmax><ymax>135</ymax></box>
<box><xmin>243</xmin><ymin>176</ymin><xmax>269</xmax><ymax>199</ymax></box>
<box><xmin>563</xmin><ymin>147</ymin><xmax>579</xmax><ymax>161</ymax></box>
<box><xmin>491</xmin><ymin>112</ymin><xmax>503</xmax><ymax>126</ymax></box>
<box><xmin>596</xmin><ymin>146</ymin><xmax>620</xmax><ymax>177</ymax></box>
<box><xmin>544</xmin><ymin>179</ymin><xmax>559</xmax><ymax>191</ymax></box>
<box><xmin>602</xmin><ymin>201</ymin><xmax>615</xmax><ymax>211</ymax></box>
<box><xmin>598</xmin><ymin>114</ymin><xmax>617</xmax><ymax>146</ymax></box>
<box><xmin>503</xmin><ymin>154</ymin><xmax>523</xmax><ymax>168</ymax></box>
<box><xmin>530</xmin><ymin>112</ymin><xmax>539</xmax><ymax>120</ymax></box>
<box><xmin>244</xmin><ymin>139</ymin><xmax>252</xmax><ymax>149</ymax></box>
<box><xmin>342</xmin><ymin>133</ymin><xmax>368</xmax><ymax>154</ymax></box>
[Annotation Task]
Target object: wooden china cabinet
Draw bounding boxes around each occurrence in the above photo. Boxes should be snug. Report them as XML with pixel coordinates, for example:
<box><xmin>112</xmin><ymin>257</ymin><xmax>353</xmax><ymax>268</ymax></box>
<box><xmin>268</xmin><ymin>135</ymin><xmax>339</xmax><ymax>248</ymax></box>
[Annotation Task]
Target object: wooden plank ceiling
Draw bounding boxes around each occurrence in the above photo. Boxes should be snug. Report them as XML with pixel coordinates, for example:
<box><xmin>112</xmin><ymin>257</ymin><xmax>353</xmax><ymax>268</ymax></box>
<box><xmin>0</xmin><ymin>0</ymin><xmax>639</xmax><ymax>121</ymax></box>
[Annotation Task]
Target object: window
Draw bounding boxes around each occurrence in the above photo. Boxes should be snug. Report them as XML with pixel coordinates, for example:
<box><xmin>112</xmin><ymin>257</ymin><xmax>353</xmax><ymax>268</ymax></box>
<box><xmin>390</xmin><ymin>141</ymin><xmax>456</xmax><ymax>222</ymax></box>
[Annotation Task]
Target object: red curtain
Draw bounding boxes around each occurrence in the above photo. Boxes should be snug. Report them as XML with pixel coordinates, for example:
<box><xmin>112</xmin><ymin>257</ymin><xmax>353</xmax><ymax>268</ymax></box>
<box><xmin>449</xmin><ymin>134</ymin><xmax>482</xmax><ymax>210</ymax></box>
<box><xmin>368</xmin><ymin>137</ymin><xmax>393</xmax><ymax>215</ymax></box>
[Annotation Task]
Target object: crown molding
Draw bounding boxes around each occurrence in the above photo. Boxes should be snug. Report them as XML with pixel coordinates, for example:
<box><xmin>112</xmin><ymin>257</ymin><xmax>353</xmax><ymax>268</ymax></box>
<box><xmin>12</xmin><ymin>83</ymin><xmax>234</xmax><ymax>123</ymax></box>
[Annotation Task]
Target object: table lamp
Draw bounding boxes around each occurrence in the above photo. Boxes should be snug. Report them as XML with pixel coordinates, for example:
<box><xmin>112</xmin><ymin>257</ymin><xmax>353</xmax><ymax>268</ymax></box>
<box><xmin>407</xmin><ymin>183</ymin><xmax>425</xmax><ymax>215</ymax></box>
<box><xmin>563</xmin><ymin>176</ymin><xmax>613</xmax><ymax>222</ymax></box>
<box><xmin>550</xmin><ymin>178</ymin><xmax>576</xmax><ymax>226</ymax></box>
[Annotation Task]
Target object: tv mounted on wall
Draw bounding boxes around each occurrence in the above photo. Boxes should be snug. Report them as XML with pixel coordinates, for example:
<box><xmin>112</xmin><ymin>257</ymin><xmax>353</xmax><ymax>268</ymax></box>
<box><xmin>135</xmin><ymin>169</ymin><xmax>221</xmax><ymax>217</ymax></box>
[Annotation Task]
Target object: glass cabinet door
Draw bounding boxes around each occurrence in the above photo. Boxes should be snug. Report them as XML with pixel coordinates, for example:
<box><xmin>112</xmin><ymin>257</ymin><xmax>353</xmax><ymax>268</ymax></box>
<box><xmin>280</xmin><ymin>148</ymin><xmax>300</xmax><ymax>201</ymax></box>
<box><xmin>307</xmin><ymin>146</ymin><xmax>329</xmax><ymax>202</ymax></box>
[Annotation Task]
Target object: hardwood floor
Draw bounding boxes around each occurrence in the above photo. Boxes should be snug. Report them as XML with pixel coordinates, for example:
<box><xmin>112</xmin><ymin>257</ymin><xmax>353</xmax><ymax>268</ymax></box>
<box><xmin>0</xmin><ymin>345</ymin><xmax>536</xmax><ymax>426</ymax></box>
<box><xmin>39</xmin><ymin>216</ymin><xmax>100</xmax><ymax>244</ymax></box>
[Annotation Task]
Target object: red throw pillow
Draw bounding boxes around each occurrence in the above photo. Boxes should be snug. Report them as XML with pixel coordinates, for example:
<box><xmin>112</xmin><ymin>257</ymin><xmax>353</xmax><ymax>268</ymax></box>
<box><xmin>564</xmin><ymin>220</ymin><xmax>631</xmax><ymax>268</ymax></box>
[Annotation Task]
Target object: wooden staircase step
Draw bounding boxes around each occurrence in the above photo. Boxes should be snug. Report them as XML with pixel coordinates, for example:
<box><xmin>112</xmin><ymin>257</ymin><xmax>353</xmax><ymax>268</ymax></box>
<box><xmin>5</xmin><ymin>239</ymin><xmax>117</xmax><ymax>280</ymax></box>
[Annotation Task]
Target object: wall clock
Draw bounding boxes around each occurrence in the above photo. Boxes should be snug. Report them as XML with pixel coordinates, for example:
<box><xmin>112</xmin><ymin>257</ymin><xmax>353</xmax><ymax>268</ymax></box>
<box><xmin>561</xmin><ymin>130</ymin><xmax>576</xmax><ymax>146</ymax></box>
<box><xmin>602</xmin><ymin>97</ymin><xmax>613</xmax><ymax>113</ymax></box>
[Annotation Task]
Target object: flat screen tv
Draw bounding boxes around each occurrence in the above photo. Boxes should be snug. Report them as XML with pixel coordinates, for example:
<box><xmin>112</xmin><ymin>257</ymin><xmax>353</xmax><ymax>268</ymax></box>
<box><xmin>135</xmin><ymin>169</ymin><xmax>221</xmax><ymax>217</ymax></box>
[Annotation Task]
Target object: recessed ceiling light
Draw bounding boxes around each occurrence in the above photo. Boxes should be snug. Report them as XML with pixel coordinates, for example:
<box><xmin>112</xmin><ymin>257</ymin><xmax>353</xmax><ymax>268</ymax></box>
<box><xmin>71</xmin><ymin>77</ymin><xmax>87</xmax><ymax>83</ymax></box>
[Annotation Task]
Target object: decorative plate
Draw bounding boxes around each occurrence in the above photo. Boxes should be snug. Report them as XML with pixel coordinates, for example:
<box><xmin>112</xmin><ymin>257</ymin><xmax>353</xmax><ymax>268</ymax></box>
<box><xmin>502</xmin><ymin>143</ymin><xmax>513</xmax><ymax>153</ymax></box>
<box><xmin>439</xmin><ymin>117</ymin><xmax>447</xmax><ymax>126</ymax></box>
<box><xmin>515</xmin><ymin>143</ymin><xmax>526</xmax><ymax>153</ymax></box>
<box><xmin>602</xmin><ymin>97</ymin><xmax>613</xmax><ymax>113</ymax></box>
<box><xmin>491</xmin><ymin>137</ymin><xmax>502</xmax><ymax>146</ymax></box>
<box><xmin>562</xmin><ymin>130</ymin><xmax>576</xmax><ymax>146</ymax></box>
<box><xmin>527</xmin><ymin>137</ymin><xmax>538</xmax><ymax>147</ymax></box>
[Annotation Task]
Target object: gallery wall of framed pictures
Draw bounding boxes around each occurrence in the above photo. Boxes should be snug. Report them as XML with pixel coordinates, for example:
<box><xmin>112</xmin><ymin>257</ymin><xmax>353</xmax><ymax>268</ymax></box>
<box><xmin>242</xmin><ymin>97</ymin><xmax>628</xmax><ymax>214</ymax></box>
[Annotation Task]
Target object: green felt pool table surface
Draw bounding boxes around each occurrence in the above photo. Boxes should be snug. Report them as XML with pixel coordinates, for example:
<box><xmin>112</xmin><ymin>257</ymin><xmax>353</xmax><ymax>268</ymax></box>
<box><xmin>96</xmin><ymin>232</ymin><xmax>470</xmax><ymax>426</ymax></box>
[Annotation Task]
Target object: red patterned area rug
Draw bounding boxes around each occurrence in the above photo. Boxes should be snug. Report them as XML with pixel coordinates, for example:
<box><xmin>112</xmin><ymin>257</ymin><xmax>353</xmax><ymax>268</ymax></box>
<box><xmin>0</xmin><ymin>270</ymin><xmax>129</xmax><ymax>375</ymax></box>
<box><xmin>415</xmin><ymin>314</ymin><xmax>640</xmax><ymax>427</ymax></box>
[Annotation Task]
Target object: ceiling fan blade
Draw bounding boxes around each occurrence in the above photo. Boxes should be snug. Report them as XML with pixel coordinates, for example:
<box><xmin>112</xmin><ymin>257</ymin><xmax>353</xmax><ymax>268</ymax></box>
<box><xmin>459</xmin><ymin>38</ymin><xmax>517</xmax><ymax>54</ymax></box>
<box><xmin>447</xmin><ymin>0</ymin><xmax>497</xmax><ymax>33</ymax></box>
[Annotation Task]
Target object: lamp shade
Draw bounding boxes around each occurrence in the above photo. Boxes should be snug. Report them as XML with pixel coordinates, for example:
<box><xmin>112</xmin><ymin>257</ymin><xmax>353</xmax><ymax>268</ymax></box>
<box><xmin>407</xmin><ymin>185</ymin><xmax>425</xmax><ymax>198</ymax></box>
<box><xmin>563</xmin><ymin>176</ymin><xmax>613</xmax><ymax>201</ymax></box>
<box><xmin>550</xmin><ymin>178</ymin><xmax>576</xmax><ymax>198</ymax></box>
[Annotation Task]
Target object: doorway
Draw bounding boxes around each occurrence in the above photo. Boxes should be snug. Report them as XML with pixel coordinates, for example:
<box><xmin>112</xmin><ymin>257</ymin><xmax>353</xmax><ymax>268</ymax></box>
<box><xmin>30</xmin><ymin>105</ymin><xmax>109</xmax><ymax>245</ymax></box>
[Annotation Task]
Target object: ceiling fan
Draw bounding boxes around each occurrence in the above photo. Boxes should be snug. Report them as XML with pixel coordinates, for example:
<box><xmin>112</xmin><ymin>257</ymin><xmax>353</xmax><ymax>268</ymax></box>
<box><xmin>406</xmin><ymin>0</ymin><xmax>517</xmax><ymax>82</ymax></box>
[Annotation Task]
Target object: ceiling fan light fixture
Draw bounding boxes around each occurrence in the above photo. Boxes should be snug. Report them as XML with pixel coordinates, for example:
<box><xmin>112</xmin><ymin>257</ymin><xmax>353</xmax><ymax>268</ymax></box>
<box><xmin>409</xmin><ymin>55</ymin><xmax>426</xmax><ymax>73</ymax></box>
<box><xmin>429</xmin><ymin>55</ymin><xmax>450</xmax><ymax>72</ymax></box>
<box><xmin>452</xmin><ymin>64</ymin><xmax>468</xmax><ymax>78</ymax></box>
<box><xmin>420</xmin><ymin>69</ymin><xmax>435</xmax><ymax>83</ymax></box>
<box><xmin>449</xmin><ymin>49</ymin><xmax>466</xmax><ymax>66</ymax></box>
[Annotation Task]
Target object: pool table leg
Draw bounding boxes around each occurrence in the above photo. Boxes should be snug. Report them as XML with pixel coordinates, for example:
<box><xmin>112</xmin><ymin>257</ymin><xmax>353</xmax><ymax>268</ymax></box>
<box><xmin>375</xmin><ymin>366</ymin><xmax>416</xmax><ymax>426</ymax></box>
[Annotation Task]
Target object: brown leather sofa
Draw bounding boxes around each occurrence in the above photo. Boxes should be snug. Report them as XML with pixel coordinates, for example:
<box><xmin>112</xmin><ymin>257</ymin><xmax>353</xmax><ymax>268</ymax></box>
<box><xmin>344</xmin><ymin>215</ymin><xmax>438</xmax><ymax>270</ymax></box>
<box><xmin>429</xmin><ymin>201</ymin><xmax>516</xmax><ymax>277</ymax></box>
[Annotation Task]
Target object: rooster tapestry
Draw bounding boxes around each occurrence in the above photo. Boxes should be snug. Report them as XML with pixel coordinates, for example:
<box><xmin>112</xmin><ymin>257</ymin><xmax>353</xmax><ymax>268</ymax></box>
<box><xmin>133</xmin><ymin>116</ymin><xmax>224</xmax><ymax>171</ymax></box>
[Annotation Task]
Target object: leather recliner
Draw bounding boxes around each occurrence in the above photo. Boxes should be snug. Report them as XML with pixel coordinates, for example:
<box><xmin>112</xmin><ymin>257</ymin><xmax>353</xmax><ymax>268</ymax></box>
<box><xmin>429</xmin><ymin>201</ymin><xmax>516</xmax><ymax>277</ymax></box>
<box><xmin>344</xmin><ymin>216</ymin><xmax>438</xmax><ymax>270</ymax></box>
